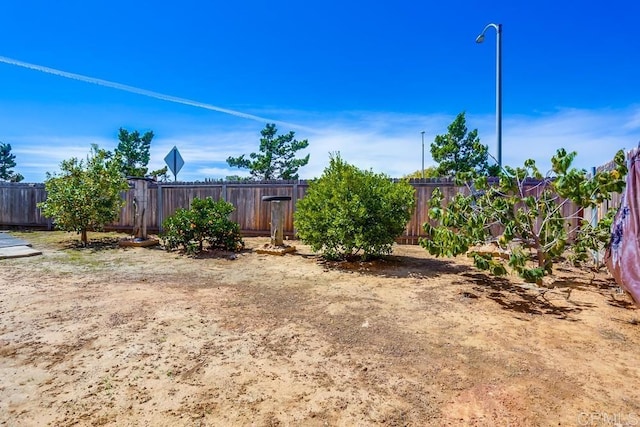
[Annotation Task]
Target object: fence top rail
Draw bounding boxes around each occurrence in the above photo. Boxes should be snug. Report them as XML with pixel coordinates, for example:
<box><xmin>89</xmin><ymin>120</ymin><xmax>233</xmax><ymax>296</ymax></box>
<box><xmin>0</xmin><ymin>177</ymin><xmax>560</xmax><ymax>188</ymax></box>
<box><xmin>152</xmin><ymin>180</ymin><xmax>310</xmax><ymax>188</ymax></box>
<box><xmin>0</xmin><ymin>182</ymin><xmax>45</xmax><ymax>188</ymax></box>
<box><xmin>596</xmin><ymin>146</ymin><xmax>640</xmax><ymax>173</ymax></box>
<box><xmin>165</xmin><ymin>179</ymin><xmax>309</xmax><ymax>185</ymax></box>
<box><xmin>7</xmin><ymin>158</ymin><xmax>638</xmax><ymax>189</ymax></box>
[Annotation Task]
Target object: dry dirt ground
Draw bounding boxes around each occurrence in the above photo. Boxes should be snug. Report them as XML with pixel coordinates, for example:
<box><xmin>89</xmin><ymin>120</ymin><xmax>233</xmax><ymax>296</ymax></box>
<box><xmin>1</xmin><ymin>231</ymin><xmax>639</xmax><ymax>426</ymax></box>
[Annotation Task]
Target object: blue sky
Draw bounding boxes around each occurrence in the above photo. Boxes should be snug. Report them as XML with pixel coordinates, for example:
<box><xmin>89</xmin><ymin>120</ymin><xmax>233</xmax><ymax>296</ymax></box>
<box><xmin>1</xmin><ymin>0</ymin><xmax>639</xmax><ymax>182</ymax></box>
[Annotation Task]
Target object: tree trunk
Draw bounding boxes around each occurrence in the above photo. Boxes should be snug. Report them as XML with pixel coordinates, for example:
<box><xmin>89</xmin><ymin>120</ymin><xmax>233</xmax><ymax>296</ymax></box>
<box><xmin>81</xmin><ymin>229</ymin><xmax>88</xmax><ymax>246</ymax></box>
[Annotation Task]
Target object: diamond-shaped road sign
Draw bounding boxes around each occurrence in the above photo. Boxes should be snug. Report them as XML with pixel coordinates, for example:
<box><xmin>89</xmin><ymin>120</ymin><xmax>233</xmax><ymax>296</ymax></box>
<box><xmin>164</xmin><ymin>146</ymin><xmax>184</xmax><ymax>181</ymax></box>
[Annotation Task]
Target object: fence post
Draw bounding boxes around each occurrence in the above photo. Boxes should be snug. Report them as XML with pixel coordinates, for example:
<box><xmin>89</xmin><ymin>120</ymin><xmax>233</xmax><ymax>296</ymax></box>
<box><xmin>590</xmin><ymin>167</ymin><xmax>600</xmax><ymax>264</ymax></box>
<box><xmin>292</xmin><ymin>181</ymin><xmax>298</xmax><ymax>237</ymax></box>
<box><xmin>157</xmin><ymin>183</ymin><xmax>163</xmax><ymax>233</ymax></box>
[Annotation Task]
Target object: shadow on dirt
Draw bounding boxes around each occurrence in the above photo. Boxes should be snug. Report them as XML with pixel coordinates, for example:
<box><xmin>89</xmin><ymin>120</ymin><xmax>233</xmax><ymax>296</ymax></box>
<box><xmin>460</xmin><ymin>272</ymin><xmax>588</xmax><ymax>320</ymax></box>
<box><xmin>64</xmin><ymin>237</ymin><xmax>122</xmax><ymax>252</ymax></box>
<box><xmin>549</xmin><ymin>274</ymin><xmax>638</xmax><ymax>312</ymax></box>
<box><xmin>606</xmin><ymin>293</ymin><xmax>639</xmax><ymax>310</ymax></box>
<box><xmin>190</xmin><ymin>248</ymin><xmax>251</xmax><ymax>260</ymax></box>
<box><xmin>318</xmin><ymin>255</ymin><xmax>472</xmax><ymax>279</ymax></box>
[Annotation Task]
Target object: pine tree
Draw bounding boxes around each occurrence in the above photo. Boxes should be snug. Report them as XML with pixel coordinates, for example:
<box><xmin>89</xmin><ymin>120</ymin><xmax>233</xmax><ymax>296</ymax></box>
<box><xmin>0</xmin><ymin>142</ymin><xmax>24</xmax><ymax>182</ymax></box>
<box><xmin>227</xmin><ymin>124</ymin><xmax>309</xmax><ymax>180</ymax></box>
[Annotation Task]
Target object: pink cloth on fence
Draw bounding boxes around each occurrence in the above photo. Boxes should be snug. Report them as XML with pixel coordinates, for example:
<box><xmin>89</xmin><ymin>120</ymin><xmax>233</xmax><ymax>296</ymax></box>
<box><xmin>605</xmin><ymin>152</ymin><xmax>640</xmax><ymax>306</ymax></box>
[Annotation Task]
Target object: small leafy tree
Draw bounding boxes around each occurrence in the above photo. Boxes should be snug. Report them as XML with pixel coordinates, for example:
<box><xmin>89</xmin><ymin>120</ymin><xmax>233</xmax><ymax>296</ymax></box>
<box><xmin>161</xmin><ymin>197</ymin><xmax>244</xmax><ymax>255</ymax></box>
<box><xmin>224</xmin><ymin>175</ymin><xmax>253</xmax><ymax>182</ymax></box>
<box><xmin>295</xmin><ymin>154</ymin><xmax>416</xmax><ymax>260</ymax></box>
<box><xmin>115</xmin><ymin>128</ymin><xmax>154</xmax><ymax>177</ymax></box>
<box><xmin>421</xmin><ymin>148</ymin><xmax>627</xmax><ymax>283</ymax></box>
<box><xmin>226</xmin><ymin>123</ymin><xmax>309</xmax><ymax>180</ymax></box>
<box><xmin>404</xmin><ymin>166</ymin><xmax>441</xmax><ymax>179</ymax></box>
<box><xmin>149</xmin><ymin>166</ymin><xmax>170</xmax><ymax>182</ymax></box>
<box><xmin>0</xmin><ymin>142</ymin><xmax>24</xmax><ymax>182</ymax></box>
<box><xmin>38</xmin><ymin>145</ymin><xmax>129</xmax><ymax>245</ymax></box>
<box><xmin>430</xmin><ymin>112</ymin><xmax>494</xmax><ymax>178</ymax></box>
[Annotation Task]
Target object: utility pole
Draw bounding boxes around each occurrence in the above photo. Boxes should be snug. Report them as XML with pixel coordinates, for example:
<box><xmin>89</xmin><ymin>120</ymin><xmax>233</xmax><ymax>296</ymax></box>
<box><xmin>421</xmin><ymin>131</ymin><xmax>425</xmax><ymax>179</ymax></box>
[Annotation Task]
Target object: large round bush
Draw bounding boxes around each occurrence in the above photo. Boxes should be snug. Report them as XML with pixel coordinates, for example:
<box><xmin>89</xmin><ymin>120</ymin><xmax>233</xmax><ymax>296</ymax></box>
<box><xmin>161</xmin><ymin>197</ymin><xmax>244</xmax><ymax>255</ymax></box>
<box><xmin>295</xmin><ymin>154</ymin><xmax>415</xmax><ymax>260</ymax></box>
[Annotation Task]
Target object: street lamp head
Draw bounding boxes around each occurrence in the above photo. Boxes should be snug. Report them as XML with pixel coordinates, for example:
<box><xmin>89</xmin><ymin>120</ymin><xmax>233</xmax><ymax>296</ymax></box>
<box><xmin>476</xmin><ymin>23</ymin><xmax>501</xmax><ymax>44</ymax></box>
<box><xmin>475</xmin><ymin>22</ymin><xmax>503</xmax><ymax>167</ymax></box>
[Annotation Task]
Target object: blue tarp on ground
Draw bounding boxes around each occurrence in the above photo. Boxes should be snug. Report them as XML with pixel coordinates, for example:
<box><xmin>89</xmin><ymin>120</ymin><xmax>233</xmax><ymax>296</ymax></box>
<box><xmin>0</xmin><ymin>232</ymin><xmax>31</xmax><ymax>248</ymax></box>
<box><xmin>0</xmin><ymin>232</ymin><xmax>41</xmax><ymax>259</ymax></box>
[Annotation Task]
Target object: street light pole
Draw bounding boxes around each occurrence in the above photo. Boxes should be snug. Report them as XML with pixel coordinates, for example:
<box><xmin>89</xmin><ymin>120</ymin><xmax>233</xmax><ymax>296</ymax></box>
<box><xmin>476</xmin><ymin>23</ymin><xmax>502</xmax><ymax>168</ymax></box>
<box><xmin>421</xmin><ymin>131</ymin><xmax>425</xmax><ymax>179</ymax></box>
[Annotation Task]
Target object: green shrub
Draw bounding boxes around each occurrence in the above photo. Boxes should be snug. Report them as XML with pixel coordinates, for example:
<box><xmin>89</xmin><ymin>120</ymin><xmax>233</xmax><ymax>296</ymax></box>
<box><xmin>295</xmin><ymin>154</ymin><xmax>416</xmax><ymax>260</ymax></box>
<box><xmin>161</xmin><ymin>197</ymin><xmax>244</xmax><ymax>254</ymax></box>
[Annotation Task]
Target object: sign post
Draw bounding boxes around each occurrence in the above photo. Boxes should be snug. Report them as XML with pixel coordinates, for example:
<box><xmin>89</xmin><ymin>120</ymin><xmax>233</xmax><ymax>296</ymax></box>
<box><xmin>164</xmin><ymin>146</ymin><xmax>184</xmax><ymax>181</ymax></box>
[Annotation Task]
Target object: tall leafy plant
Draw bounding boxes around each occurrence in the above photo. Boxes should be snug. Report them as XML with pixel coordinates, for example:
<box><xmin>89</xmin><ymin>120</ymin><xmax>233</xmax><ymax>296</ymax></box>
<box><xmin>421</xmin><ymin>149</ymin><xmax>627</xmax><ymax>283</ymax></box>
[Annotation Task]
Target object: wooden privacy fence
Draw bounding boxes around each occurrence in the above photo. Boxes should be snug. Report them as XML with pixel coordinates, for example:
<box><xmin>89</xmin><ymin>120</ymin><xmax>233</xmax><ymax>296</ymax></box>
<box><xmin>583</xmin><ymin>147</ymin><xmax>640</xmax><ymax>225</ymax></box>
<box><xmin>0</xmin><ymin>183</ymin><xmax>50</xmax><ymax>228</ymax></box>
<box><xmin>1</xmin><ymin>179</ymin><xmax>586</xmax><ymax>244</ymax></box>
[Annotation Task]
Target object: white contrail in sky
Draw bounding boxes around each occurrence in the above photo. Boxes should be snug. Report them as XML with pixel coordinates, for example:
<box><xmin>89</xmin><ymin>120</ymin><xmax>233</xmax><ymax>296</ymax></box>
<box><xmin>0</xmin><ymin>55</ymin><xmax>314</xmax><ymax>132</ymax></box>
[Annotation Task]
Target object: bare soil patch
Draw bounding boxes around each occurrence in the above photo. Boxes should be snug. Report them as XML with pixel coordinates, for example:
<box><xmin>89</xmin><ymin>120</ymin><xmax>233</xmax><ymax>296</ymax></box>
<box><xmin>1</xmin><ymin>232</ymin><xmax>639</xmax><ymax>426</ymax></box>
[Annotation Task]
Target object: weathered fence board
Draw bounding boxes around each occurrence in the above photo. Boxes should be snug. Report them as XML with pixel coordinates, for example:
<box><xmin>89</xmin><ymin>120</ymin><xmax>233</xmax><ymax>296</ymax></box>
<box><xmin>0</xmin><ymin>183</ymin><xmax>50</xmax><ymax>228</ymax></box>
